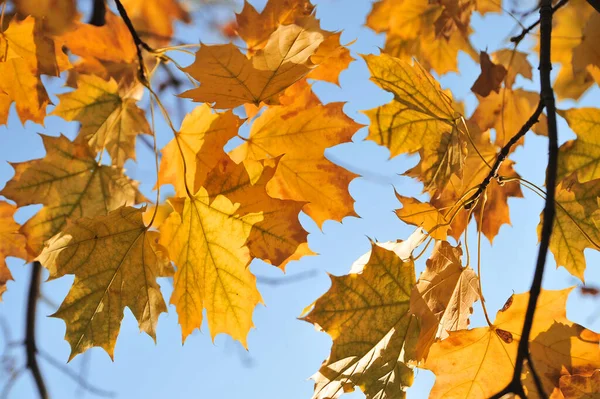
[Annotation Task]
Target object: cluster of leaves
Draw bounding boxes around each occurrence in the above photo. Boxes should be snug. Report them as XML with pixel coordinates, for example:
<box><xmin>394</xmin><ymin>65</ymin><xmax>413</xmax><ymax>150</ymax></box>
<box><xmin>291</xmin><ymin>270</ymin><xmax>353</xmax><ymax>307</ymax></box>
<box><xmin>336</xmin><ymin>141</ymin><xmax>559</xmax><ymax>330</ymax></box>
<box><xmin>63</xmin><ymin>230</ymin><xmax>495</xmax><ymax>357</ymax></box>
<box><xmin>0</xmin><ymin>0</ymin><xmax>599</xmax><ymax>398</ymax></box>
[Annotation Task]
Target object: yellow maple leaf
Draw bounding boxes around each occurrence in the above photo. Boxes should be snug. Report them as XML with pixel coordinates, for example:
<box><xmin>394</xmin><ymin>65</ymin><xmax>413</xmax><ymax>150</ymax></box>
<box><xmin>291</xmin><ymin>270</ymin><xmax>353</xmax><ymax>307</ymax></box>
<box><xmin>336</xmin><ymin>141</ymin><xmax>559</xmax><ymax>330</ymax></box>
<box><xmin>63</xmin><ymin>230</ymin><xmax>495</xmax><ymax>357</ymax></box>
<box><xmin>366</xmin><ymin>0</ymin><xmax>476</xmax><ymax>75</ymax></box>
<box><xmin>120</xmin><ymin>0</ymin><xmax>190</xmax><ymax>45</ymax></box>
<box><xmin>306</xmin><ymin>32</ymin><xmax>355</xmax><ymax>85</ymax></box>
<box><xmin>158</xmin><ymin>104</ymin><xmax>241</xmax><ymax>197</ymax></box>
<box><xmin>203</xmin><ymin>156</ymin><xmax>312</xmax><ymax>269</ymax></box>
<box><xmin>410</xmin><ymin>241</ymin><xmax>479</xmax><ymax>360</ymax></box>
<box><xmin>423</xmin><ymin>288</ymin><xmax>600</xmax><ymax>399</ymax></box>
<box><xmin>0</xmin><ymin>16</ymin><xmax>70</xmax><ymax>124</ymax></box>
<box><xmin>395</xmin><ymin>194</ymin><xmax>449</xmax><ymax>240</ymax></box>
<box><xmin>52</xmin><ymin>75</ymin><xmax>150</xmax><ymax>167</ymax></box>
<box><xmin>181</xmin><ymin>20</ymin><xmax>325</xmax><ymax>108</ymax></box>
<box><xmin>230</xmin><ymin>101</ymin><xmax>360</xmax><ymax>227</ymax></box>
<box><xmin>14</xmin><ymin>0</ymin><xmax>77</xmax><ymax>34</ymax></box>
<box><xmin>60</xmin><ymin>12</ymin><xmax>138</xmax><ymax>84</ymax></box>
<box><xmin>37</xmin><ymin>206</ymin><xmax>173</xmax><ymax>360</ymax></box>
<box><xmin>364</xmin><ymin>53</ymin><xmax>469</xmax><ymax>193</ymax></box>
<box><xmin>557</xmin><ymin>108</ymin><xmax>600</xmax><ymax>183</ymax></box>
<box><xmin>235</xmin><ymin>0</ymin><xmax>315</xmax><ymax>53</ymax></box>
<box><xmin>0</xmin><ymin>135</ymin><xmax>146</xmax><ymax>257</ymax></box>
<box><xmin>159</xmin><ymin>187</ymin><xmax>263</xmax><ymax>345</ymax></box>
<box><xmin>0</xmin><ymin>201</ymin><xmax>27</xmax><ymax>300</ymax></box>
<box><xmin>430</xmin><ymin>127</ymin><xmax>523</xmax><ymax>241</ymax></box>
<box><xmin>492</xmin><ymin>49</ymin><xmax>533</xmax><ymax>89</ymax></box>
<box><xmin>559</xmin><ymin>370</ymin><xmax>600</xmax><ymax>399</ymax></box>
<box><xmin>471</xmin><ymin>88</ymin><xmax>541</xmax><ymax>146</ymax></box>
<box><xmin>303</xmin><ymin>244</ymin><xmax>419</xmax><ymax>399</ymax></box>
<box><xmin>542</xmin><ymin>180</ymin><xmax>600</xmax><ymax>281</ymax></box>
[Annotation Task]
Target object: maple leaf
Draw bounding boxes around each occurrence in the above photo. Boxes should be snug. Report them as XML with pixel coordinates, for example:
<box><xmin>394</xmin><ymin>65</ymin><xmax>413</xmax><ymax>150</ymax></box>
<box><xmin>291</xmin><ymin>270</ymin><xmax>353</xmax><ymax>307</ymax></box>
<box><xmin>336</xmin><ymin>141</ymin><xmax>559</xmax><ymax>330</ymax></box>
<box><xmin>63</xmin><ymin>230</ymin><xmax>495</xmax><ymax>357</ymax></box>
<box><xmin>180</xmin><ymin>19</ymin><xmax>326</xmax><ymax>108</ymax></box>
<box><xmin>119</xmin><ymin>0</ymin><xmax>190</xmax><ymax>45</ymax></box>
<box><xmin>365</xmin><ymin>0</ymin><xmax>477</xmax><ymax>75</ymax></box>
<box><xmin>363</xmin><ymin>53</ymin><xmax>468</xmax><ymax>192</ymax></box>
<box><xmin>542</xmin><ymin>180</ymin><xmax>600</xmax><ymax>281</ymax></box>
<box><xmin>37</xmin><ymin>206</ymin><xmax>173</xmax><ymax>360</ymax></box>
<box><xmin>471</xmin><ymin>88</ymin><xmax>541</xmax><ymax>146</ymax></box>
<box><xmin>410</xmin><ymin>241</ymin><xmax>479</xmax><ymax>360</ymax></box>
<box><xmin>429</xmin><ymin>127</ymin><xmax>523</xmax><ymax>241</ymax></box>
<box><xmin>52</xmin><ymin>75</ymin><xmax>150</xmax><ymax>167</ymax></box>
<box><xmin>159</xmin><ymin>188</ymin><xmax>263</xmax><ymax>345</ymax></box>
<box><xmin>395</xmin><ymin>194</ymin><xmax>449</xmax><ymax>240</ymax></box>
<box><xmin>60</xmin><ymin>12</ymin><xmax>138</xmax><ymax>84</ymax></box>
<box><xmin>573</xmin><ymin>12</ymin><xmax>600</xmax><ymax>73</ymax></box>
<box><xmin>303</xmin><ymin>244</ymin><xmax>419</xmax><ymax>399</ymax></box>
<box><xmin>158</xmin><ymin>104</ymin><xmax>241</xmax><ymax>197</ymax></box>
<box><xmin>229</xmin><ymin>101</ymin><xmax>360</xmax><ymax>227</ymax></box>
<box><xmin>0</xmin><ymin>16</ymin><xmax>70</xmax><ymax>124</ymax></box>
<box><xmin>0</xmin><ymin>135</ymin><xmax>146</xmax><ymax>257</ymax></box>
<box><xmin>235</xmin><ymin>0</ymin><xmax>315</xmax><ymax>53</ymax></box>
<box><xmin>306</xmin><ymin>33</ymin><xmax>355</xmax><ymax>85</ymax></box>
<box><xmin>544</xmin><ymin>0</ymin><xmax>596</xmax><ymax>100</ymax></box>
<box><xmin>203</xmin><ymin>156</ymin><xmax>312</xmax><ymax>269</ymax></box>
<box><xmin>492</xmin><ymin>49</ymin><xmax>532</xmax><ymax>89</ymax></box>
<box><xmin>14</xmin><ymin>0</ymin><xmax>77</xmax><ymax>34</ymax></box>
<box><xmin>471</xmin><ymin>51</ymin><xmax>507</xmax><ymax>97</ymax></box>
<box><xmin>0</xmin><ymin>201</ymin><xmax>27</xmax><ymax>300</ymax></box>
<box><xmin>559</xmin><ymin>370</ymin><xmax>600</xmax><ymax>398</ymax></box>
<box><xmin>557</xmin><ymin>108</ymin><xmax>600</xmax><ymax>183</ymax></box>
<box><xmin>423</xmin><ymin>288</ymin><xmax>600</xmax><ymax>399</ymax></box>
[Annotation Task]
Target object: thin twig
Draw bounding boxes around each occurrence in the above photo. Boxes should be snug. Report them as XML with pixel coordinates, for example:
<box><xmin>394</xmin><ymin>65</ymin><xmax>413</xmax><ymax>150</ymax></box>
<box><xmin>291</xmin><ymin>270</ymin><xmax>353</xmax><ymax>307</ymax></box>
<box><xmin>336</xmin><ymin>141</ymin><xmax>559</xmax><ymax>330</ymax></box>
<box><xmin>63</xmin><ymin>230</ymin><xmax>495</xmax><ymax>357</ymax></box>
<box><xmin>113</xmin><ymin>0</ymin><xmax>153</xmax><ymax>84</ymax></box>
<box><xmin>510</xmin><ymin>0</ymin><xmax>569</xmax><ymax>44</ymax></box>
<box><xmin>25</xmin><ymin>262</ymin><xmax>47</xmax><ymax>399</ymax></box>
<box><xmin>464</xmin><ymin>101</ymin><xmax>545</xmax><ymax>210</ymax></box>
<box><xmin>490</xmin><ymin>0</ymin><xmax>559</xmax><ymax>397</ymax></box>
<box><xmin>38</xmin><ymin>349</ymin><xmax>116</xmax><ymax>398</ymax></box>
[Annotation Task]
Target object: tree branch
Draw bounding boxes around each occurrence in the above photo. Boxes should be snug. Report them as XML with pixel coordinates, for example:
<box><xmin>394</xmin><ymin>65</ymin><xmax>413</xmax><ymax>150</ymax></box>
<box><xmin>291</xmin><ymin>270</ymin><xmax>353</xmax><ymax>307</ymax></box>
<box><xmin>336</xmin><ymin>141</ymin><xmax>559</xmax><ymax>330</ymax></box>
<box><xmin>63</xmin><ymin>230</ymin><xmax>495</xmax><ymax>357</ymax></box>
<box><xmin>113</xmin><ymin>0</ymin><xmax>152</xmax><ymax>84</ymax></box>
<box><xmin>25</xmin><ymin>261</ymin><xmax>47</xmax><ymax>399</ymax></box>
<box><xmin>89</xmin><ymin>0</ymin><xmax>106</xmax><ymax>26</ymax></box>
<box><xmin>490</xmin><ymin>0</ymin><xmax>559</xmax><ymax>397</ymax></box>
<box><xmin>464</xmin><ymin>101</ymin><xmax>545</xmax><ymax>210</ymax></box>
<box><xmin>510</xmin><ymin>0</ymin><xmax>568</xmax><ymax>44</ymax></box>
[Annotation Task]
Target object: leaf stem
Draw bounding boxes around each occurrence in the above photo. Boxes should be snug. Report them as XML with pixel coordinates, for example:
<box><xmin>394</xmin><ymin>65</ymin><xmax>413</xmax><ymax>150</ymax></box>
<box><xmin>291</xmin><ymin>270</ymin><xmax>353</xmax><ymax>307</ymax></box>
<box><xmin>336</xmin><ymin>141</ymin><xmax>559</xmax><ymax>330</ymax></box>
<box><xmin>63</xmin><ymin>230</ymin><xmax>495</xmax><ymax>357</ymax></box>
<box><xmin>477</xmin><ymin>195</ymin><xmax>493</xmax><ymax>327</ymax></box>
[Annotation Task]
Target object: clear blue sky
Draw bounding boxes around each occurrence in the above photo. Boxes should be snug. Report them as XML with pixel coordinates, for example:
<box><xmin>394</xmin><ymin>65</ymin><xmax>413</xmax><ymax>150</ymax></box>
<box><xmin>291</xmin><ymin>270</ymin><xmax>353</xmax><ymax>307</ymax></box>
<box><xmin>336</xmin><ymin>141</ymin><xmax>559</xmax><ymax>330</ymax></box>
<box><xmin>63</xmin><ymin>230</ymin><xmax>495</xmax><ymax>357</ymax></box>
<box><xmin>1</xmin><ymin>0</ymin><xmax>600</xmax><ymax>398</ymax></box>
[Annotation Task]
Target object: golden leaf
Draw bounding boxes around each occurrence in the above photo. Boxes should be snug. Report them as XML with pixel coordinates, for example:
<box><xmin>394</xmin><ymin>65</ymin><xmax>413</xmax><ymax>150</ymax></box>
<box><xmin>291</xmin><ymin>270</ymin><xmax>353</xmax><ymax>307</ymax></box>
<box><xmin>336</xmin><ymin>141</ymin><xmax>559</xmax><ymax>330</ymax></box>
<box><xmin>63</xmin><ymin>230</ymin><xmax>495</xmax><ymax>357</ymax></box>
<box><xmin>14</xmin><ymin>0</ymin><xmax>77</xmax><ymax>34</ymax></box>
<box><xmin>410</xmin><ymin>241</ymin><xmax>479</xmax><ymax>359</ymax></box>
<box><xmin>230</xmin><ymin>101</ymin><xmax>360</xmax><ymax>227</ymax></box>
<box><xmin>492</xmin><ymin>49</ymin><xmax>532</xmax><ymax>89</ymax></box>
<box><xmin>306</xmin><ymin>33</ymin><xmax>354</xmax><ymax>85</ymax></box>
<box><xmin>557</xmin><ymin>108</ymin><xmax>600</xmax><ymax>183</ymax></box>
<box><xmin>543</xmin><ymin>180</ymin><xmax>600</xmax><ymax>281</ymax></box>
<box><xmin>204</xmin><ymin>156</ymin><xmax>312</xmax><ymax>269</ymax></box>
<box><xmin>159</xmin><ymin>188</ymin><xmax>263</xmax><ymax>345</ymax></box>
<box><xmin>52</xmin><ymin>75</ymin><xmax>150</xmax><ymax>167</ymax></box>
<box><xmin>559</xmin><ymin>370</ymin><xmax>600</xmax><ymax>399</ymax></box>
<box><xmin>0</xmin><ymin>201</ymin><xmax>27</xmax><ymax>300</ymax></box>
<box><xmin>158</xmin><ymin>104</ymin><xmax>241</xmax><ymax>197</ymax></box>
<box><xmin>37</xmin><ymin>206</ymin><xmax>173</xmax><ymax>360</ymax></box>
<box><xmin>120</xmin><ymin>0</ymin><xmax>190</xmax><ymax>45</ymax></box>
<box><xmin>181</xmin><ymin>20</ymin><xmax>325</xmax><ymax>108</ymax></box>
<box><xmin>235</xmin><ymin>0</ymin><xmax>315</xmax><ymax>53</ymax></box>
<box><xmin>424</xmin><ymin>288</ymin><xmax>600</xmax><ymax>398</ymax></box>
<box><xmin>395</xmin><ymin>194</ymin><xmax>449</xmax><ymax>240</ymax></box>
<box><xmin>303</xmin><ymin>244</ymin><xmax>419</xmax><ymax>399</ymax></box>
<box><xmin>0</xmin><ymin>135</ymin><xmax>146</xmax><ymax>257</ymax></box>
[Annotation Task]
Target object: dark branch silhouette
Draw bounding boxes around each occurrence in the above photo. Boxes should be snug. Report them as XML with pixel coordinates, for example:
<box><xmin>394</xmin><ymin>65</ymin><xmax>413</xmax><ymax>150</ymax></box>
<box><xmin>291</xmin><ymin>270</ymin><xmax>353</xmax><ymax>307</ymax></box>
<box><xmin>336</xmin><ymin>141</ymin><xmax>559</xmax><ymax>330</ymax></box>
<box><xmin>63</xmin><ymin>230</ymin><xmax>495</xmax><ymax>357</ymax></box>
<box><xmin>89</xmin><ymin>0</ymin><xmax>106</xmax><ymax>26</ymax></box>
<box><xmin>510</xmin><ymin>0</ymin><xmax>568</xmax><ymax>44</ymax></box>
<box><xmin>25</xmin><ymin>262</ymin><xmax>47</xmax><ymax>399</ymax></box>
<box><xmin>490</xmin><ymin>0</ymin><xmax>560</xmax><ymax>397</ymax></box>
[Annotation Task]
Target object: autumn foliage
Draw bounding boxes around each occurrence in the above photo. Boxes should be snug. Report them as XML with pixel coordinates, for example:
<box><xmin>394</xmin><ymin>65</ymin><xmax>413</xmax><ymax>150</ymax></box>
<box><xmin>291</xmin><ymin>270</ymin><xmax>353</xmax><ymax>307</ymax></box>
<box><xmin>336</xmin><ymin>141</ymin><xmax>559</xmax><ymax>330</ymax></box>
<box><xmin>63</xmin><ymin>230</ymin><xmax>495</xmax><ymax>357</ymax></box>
<box><xmin>1</xmin><ymin>0</ymin><xmax>600</xmax><ymax>398</ymax></box>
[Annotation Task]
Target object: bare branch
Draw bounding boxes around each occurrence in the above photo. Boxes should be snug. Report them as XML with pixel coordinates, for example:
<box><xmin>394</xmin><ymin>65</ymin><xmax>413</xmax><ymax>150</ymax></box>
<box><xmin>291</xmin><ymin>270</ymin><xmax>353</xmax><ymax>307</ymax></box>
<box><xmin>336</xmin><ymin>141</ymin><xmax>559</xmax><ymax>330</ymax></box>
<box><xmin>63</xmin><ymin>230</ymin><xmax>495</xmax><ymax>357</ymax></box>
<box><xmin>490</xmin><ymin>0</ymin><xmax>559</xmax><ymax>397</ymax></box>
<box><xmin>510</xmin><ymin>0</ymin><xmax>568</xmax><ymax>45</ymax></box>
<box><xmin>25</xmin><ymin>262</ymin><xmax>47</xmax><ymax>399</ymax></box>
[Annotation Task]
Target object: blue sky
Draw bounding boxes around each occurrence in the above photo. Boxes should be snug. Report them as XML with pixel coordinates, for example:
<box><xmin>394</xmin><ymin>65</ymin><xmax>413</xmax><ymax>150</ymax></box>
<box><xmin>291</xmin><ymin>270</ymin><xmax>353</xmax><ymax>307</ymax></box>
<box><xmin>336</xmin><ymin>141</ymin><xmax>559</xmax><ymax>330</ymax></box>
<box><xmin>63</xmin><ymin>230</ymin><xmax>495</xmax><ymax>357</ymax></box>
<box><xmin>1</xmin><ymin>0</ymin><xmax>600</xmax><ymax>398</ymax></box>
